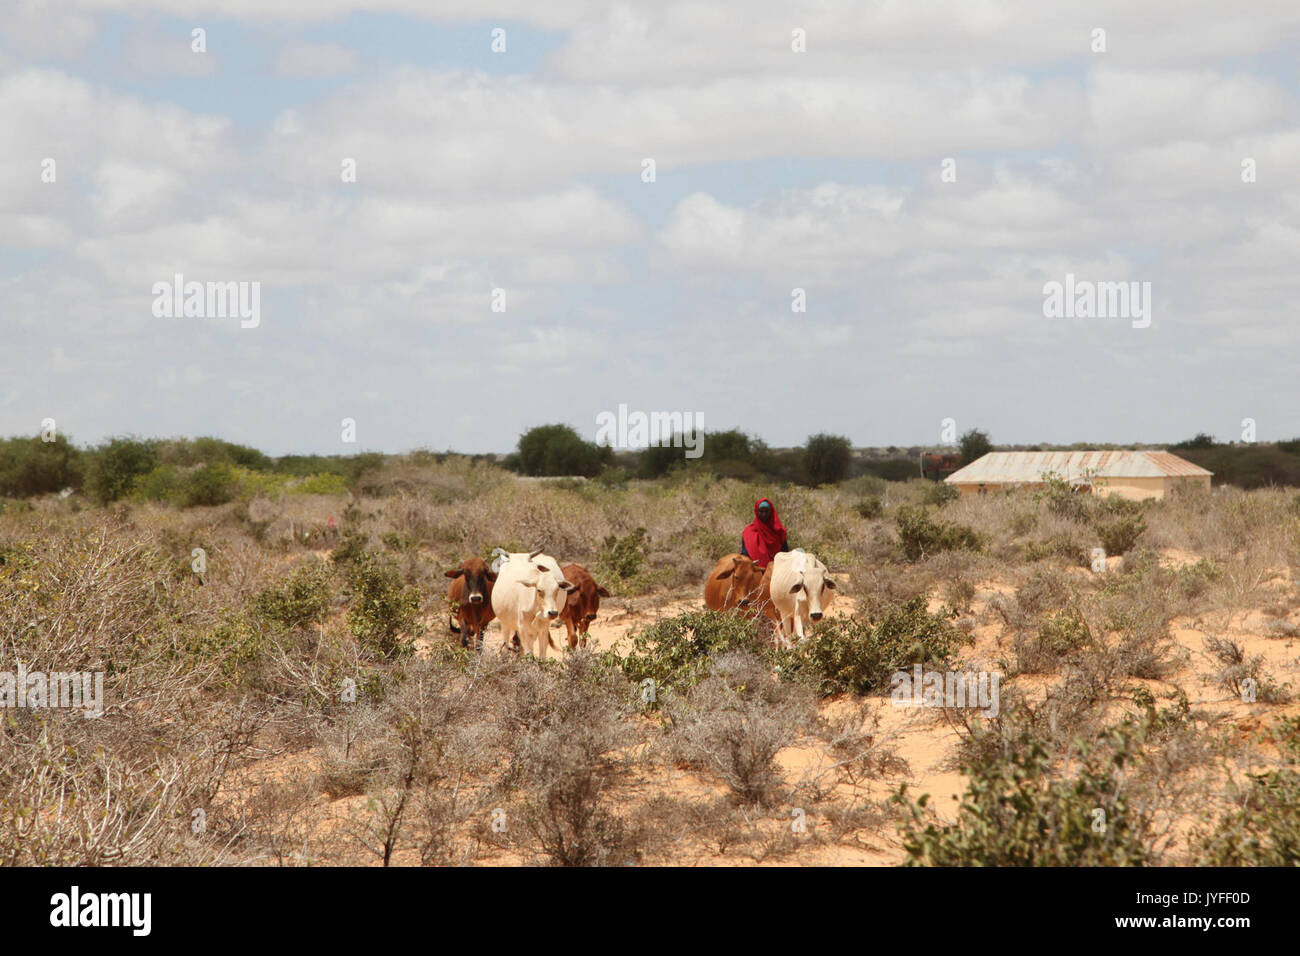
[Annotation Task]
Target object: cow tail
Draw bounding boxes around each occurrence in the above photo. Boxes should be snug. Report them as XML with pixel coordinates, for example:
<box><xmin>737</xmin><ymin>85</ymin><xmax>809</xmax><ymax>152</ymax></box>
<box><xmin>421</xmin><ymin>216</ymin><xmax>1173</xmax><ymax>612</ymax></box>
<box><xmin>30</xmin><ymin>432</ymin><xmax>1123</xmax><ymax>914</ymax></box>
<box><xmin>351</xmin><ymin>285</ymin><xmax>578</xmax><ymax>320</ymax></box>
<box><xmin>448</xmin><ymin>614</ymin><xmax>461</xmax><ymax>634</ymax></box>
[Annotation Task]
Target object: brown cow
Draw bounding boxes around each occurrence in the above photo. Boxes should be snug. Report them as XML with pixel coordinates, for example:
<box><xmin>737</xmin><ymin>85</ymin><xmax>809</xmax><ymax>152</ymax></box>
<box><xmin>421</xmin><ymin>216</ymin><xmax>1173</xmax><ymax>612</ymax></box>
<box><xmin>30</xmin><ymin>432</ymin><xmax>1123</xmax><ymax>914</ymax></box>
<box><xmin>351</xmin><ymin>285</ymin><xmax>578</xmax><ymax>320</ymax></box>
<box><xmin>445</xmin><ymin>557</ymin><xmax>497</xmax><ymax>652</ymax></box>
<box><xmin>704</xmin><ymin>553</ymin><xmax>772</xmax><ymax>616</ymax></box>
<box><xmin>559</xmin><ymin>563</ymin><xmax>610</xmax><ymax>649</ymax></box>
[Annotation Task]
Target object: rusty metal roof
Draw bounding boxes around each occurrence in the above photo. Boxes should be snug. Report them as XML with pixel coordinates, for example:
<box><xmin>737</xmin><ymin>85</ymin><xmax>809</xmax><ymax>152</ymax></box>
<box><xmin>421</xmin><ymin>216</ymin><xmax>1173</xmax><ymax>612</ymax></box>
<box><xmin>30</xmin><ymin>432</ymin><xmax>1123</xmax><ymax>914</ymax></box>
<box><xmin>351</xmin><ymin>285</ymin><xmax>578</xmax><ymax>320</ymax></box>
<box><xmin>945</xmin><ymin>450</ymin><xmax>1212</xmax><ymax>484</ymax></box>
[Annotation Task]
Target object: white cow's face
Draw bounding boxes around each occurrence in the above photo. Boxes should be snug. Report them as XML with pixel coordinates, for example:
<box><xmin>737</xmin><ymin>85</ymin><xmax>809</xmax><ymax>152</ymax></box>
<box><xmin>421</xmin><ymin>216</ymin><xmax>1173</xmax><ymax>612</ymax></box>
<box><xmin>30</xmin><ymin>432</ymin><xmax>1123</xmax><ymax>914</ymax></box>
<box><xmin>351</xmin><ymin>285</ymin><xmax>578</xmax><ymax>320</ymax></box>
<box><xmin>529</xmin><ymin>563</ymin><xmax>573</xmax><ymax>620</ymax></box>
<box><xmin>787</xmin><ymin>564</ymin><xmax>836</xmax><ymax>621</ymax></box>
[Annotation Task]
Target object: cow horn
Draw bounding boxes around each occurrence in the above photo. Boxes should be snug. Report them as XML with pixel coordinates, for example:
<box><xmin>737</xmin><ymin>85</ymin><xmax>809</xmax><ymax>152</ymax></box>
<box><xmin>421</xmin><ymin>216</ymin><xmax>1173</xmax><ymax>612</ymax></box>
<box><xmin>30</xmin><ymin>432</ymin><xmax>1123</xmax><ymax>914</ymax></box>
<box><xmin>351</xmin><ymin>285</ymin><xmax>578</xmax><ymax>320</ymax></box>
<box><xmin>528</xmin><ymin>547</ymin><xmax>544</xmax><ymax>560</ymax></box>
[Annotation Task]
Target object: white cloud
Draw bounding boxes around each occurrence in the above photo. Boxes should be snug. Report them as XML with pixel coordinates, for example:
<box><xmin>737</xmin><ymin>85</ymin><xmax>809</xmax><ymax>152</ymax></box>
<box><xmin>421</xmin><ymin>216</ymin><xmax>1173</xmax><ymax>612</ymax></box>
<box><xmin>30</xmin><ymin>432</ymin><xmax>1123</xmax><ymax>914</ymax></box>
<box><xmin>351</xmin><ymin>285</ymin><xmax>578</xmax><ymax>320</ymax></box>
<box><xmin>275</xmin><ymin>42</ymin><xmax>357</xmax><ymax>77</ymax></box>
<box><xmin>265</xmin><ymin>66</ymin><xmax>1081</xmax><ymax>197</ymax></box>
<box><xmin>122</xmin><ymin>28</ymin><xmax>219</xmax><ymax>75</ymax></box>
<box><xmin>1</xmin><ymin>1</ymin><xmax>95</xmax><ymax>58</ymax></box>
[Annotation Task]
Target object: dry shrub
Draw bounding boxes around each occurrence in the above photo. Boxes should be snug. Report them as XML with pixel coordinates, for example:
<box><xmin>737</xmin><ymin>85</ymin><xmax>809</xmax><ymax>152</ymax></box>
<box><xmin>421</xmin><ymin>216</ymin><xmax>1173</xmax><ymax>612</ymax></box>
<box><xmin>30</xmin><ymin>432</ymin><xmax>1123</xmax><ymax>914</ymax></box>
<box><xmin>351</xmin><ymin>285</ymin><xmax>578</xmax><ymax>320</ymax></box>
<box><xmin>664</xmin><ymin>651</ymin><xmax>816</xmax><ymax>807</ymax></box>
<box><xmin>497</xmin><ymin>652</ymin><xmax>645</xmax><ymax>866</ymax></box>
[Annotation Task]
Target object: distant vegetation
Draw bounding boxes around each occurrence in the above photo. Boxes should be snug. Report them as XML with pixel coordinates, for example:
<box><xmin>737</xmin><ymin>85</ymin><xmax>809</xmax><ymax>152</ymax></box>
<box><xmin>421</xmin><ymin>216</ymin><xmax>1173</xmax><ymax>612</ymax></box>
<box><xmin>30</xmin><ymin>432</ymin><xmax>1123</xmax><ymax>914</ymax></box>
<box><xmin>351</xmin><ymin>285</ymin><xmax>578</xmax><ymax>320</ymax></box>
<box><xmin>3</xmin><ymin>427</ymin><xmax>1300</xmax><ymax>508</ymax></box>
<box><xmin>1171</xmin><ymin>435</ymin><xmax>1300</xmax><ymax>489</ymax></box>
<box><xmin>0</xmin><ymin>434</ymin><xmax>390</xmax><ymax>505</ymax></box>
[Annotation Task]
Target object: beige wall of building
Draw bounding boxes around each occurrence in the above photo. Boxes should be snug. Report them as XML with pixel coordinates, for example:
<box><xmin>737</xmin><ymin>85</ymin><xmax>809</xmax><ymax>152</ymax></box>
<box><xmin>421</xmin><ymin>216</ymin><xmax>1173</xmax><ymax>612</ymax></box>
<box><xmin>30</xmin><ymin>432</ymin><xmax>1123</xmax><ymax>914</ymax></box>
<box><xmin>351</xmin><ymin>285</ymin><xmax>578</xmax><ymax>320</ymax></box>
<box><xmin>951</xmin><ymin>474</ymin><xmax>1211</xmax><ymax>500</ymax></box>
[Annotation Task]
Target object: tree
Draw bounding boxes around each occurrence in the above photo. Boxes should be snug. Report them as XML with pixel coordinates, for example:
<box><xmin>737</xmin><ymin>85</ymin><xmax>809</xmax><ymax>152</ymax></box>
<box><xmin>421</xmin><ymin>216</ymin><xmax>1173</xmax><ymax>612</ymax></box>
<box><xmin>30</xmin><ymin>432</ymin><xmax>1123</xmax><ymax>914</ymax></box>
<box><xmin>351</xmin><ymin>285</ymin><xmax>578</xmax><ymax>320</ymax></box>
<box><xmin>1172</xmin><ymin>433</ymin><xmax>1216</xmax><ymax>450</ymax></box>
<box><xmin>516</xmin><ymin>425</ymin><xmax>611</xmax><ymax>477</ymax></box>
<box><xmin>958</xmin><ymin>429</ymin><xmax>993</xmax><ymax>465</ymax></box>
<box><xmin>803</xmin><ymin>433</ymin><xmax>852</xmax><ymax>486</ymax></box>
<box><xmin>0</xmin><ymin>434</ymin><xmax>83</xmax><ymax>497</ymax></box>
<box><xmin>636</xmin><ymin>428</ymin><xmax>759</xmax><ymax>479</ymax></box>
<box><xmin>85</xmin><ymin>437</ymin><xmax>158</xmax><ymax>504</ymax></box>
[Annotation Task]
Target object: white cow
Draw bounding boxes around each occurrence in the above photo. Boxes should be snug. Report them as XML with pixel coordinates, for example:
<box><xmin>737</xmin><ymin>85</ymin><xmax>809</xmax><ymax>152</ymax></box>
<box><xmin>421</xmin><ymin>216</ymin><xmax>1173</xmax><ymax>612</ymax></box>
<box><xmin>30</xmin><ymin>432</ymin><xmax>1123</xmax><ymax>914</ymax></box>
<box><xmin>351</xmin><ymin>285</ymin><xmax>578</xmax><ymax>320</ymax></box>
<box><xmin>766</xmin><ymin>549</ymin><xmax>837</xmax><ymax>647</ymax></box>
<box><xmin>490</xmin><ymin>548</ymin><xmax>574</xmax><ymax>659</ymax></box>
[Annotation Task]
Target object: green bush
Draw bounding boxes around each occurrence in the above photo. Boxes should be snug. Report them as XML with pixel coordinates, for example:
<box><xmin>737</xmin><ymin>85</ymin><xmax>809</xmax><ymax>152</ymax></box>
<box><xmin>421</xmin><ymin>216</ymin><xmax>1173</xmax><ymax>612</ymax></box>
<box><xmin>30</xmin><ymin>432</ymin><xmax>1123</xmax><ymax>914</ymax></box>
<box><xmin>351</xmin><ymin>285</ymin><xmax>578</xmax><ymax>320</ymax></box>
<box><xmin>898</xmin><ymin>728</ymin><xmax>1155</xmax><ymax>866</ymax></box>
<box><xmin>290</xmin><ymin>473</ymin><xmax>348</xmax><ymax>495</ymax></box>
<box><xmin>854</xmin><ymin>496</ymin><xmax>883</xmax><ymax>520</ymax></box>
<box><xmin>253</xmin><ymin>563</ymin><xmax>333</xmax><ymax>630</ymax></box>
<box><xmin>346</xmin><ymin>552</ymin><xmax>421</xmax><ymax>659</ymax></box>
<box><xmin>517</xmin><ymin>424</ymin><xmax>611</xmax><ymax>478</ymax></box>
<box><xmin>597</xmin><ymin>527</ymin><xmax>649</xmax><ymax>581</ymax></box>
<box><xmin>777</xmin><ymin>597</ymin><xmax>962</xmax><ymax>696</ymax></box>
<box><xmin>638</xmin><ymin>429</ymin><xmax>762</xmax><ymax>479</ymax></box>
<box><xmin>958</xmin><ymin>429</ymin><xmax>993</xmax><ymax>465</ymax></box>
<box><xmin>896</xmin><ymin>506</ymin><xmax>981</xmax><ymax>561</ymax></box>
<box><xmin>177</xmin><ymin>462</ymin><xmax>238</xmax><ymax>507</ymax></box>
<box><xmin>1012</xmin><ymin>606</ymin><xmax>1093</xmax><ymax>674</ymax></box>
<box><xmin>0</xmin><ymin>435</ymin><xmax>83</xmax><ymax>497</ymax></box>
<box><xmin>1095</xmin><ymin>513</ymin><xmax>1147</xmax><ymax>556</ymax></box>
<box><xmin>330</xmin><ymin>528</ymin><xmax>369</xmax><ymax>566</ymax></box>
<box><xmin>922</xmin><ymin>482</ymin><xmax>960</xmax><ymax>507</ymax></box>
<box><xmin>185</xmin><ymin>613</ymin><xmax>266</xmax><ymax>685</ymax></box>
<box><xmin>1038</xmin><ymin>607</ymin><xmax>1091</xmax><ymax>656</ymax></box>
<box><xmin>154</xmin><ymin>436</ymin><xmax>272</xmax><ymax>471</ymax></box>
<box><xmin>1035</xmin><ymin>472</ymin><xmax>1093</xmax><ymax>522</ymax></box>
<box><xmin>803</xmin><ymin>433</ymin><xmax>852</xmax><ymax>486</ymax></box>
<box><xmin>619</xmin><ymin>610</ymin><xmax>765</xmax><ymax>700</ymax></box>
<box><xmin>85</xmin><ymin>437</ymin><xmax>158</xmax><ymax>504</ymax></box>
<box><xmin>1198</xmin><ymin>717</ymin><xmax>1300</xmax><ymax>865</ymax></box>
<box><xmin>133</xmin><ymin>465</ymin><xmax>181</xmax><ymax>503</ymax></box>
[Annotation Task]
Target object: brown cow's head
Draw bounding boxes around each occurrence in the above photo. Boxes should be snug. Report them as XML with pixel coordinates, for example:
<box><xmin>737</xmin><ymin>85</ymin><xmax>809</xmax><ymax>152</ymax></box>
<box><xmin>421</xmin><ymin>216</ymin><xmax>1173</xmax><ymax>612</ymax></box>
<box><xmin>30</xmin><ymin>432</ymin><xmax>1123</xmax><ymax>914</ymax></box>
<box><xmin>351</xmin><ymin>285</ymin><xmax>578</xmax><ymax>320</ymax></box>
<box><xmin>715</xmin><ymin>555</ymin><xmax>766</xmax><ymax>606</ymax></box>
<box><xmin>445</xmin><ymin>557</ymin><xmax>497</xmax><ymax>605</ymax></box>
<box><xmin>565</xmin><ymin>575</ymin><xmax>611</xmax><ymax>623</ymax></box>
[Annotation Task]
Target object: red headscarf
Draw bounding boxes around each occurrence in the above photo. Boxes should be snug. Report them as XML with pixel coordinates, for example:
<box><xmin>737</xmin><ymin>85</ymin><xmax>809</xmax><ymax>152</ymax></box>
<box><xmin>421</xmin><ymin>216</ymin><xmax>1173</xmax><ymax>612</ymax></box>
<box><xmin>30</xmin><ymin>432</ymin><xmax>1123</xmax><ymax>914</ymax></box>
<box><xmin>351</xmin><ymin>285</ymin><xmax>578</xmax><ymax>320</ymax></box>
<box><xmin>742</xmin><ymin>498</ymin><xmax>786</xmax><ymax>569</ymax></box>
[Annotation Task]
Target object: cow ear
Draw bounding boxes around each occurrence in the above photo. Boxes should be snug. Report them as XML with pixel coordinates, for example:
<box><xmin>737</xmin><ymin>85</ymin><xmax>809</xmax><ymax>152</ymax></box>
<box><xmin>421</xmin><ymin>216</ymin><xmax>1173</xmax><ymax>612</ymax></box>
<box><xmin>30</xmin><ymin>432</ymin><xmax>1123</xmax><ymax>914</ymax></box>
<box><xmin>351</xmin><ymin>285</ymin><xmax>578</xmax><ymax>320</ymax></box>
<box><xmin>824</xmin><ymin>578</ymin><xmax>836</xmax><ymax>589</ymax></box>
<box><xmin>716</xmin><ymin>567</ymin><xmax>735</xmax><ymax>580</ymax></box>
<box><xmin>596</xmin><ymin>586</ymin><xmax>611</xmax><ymax>598</ymax></box>
<box><xmin>445</xmin><ymin>569</ymin><xmax>464</xmax><ymax>578</ymax></box>
<box><xmin>558</xmin><ymin>580</ymin><xmax>575</xmax><ymax>591</ymax></box>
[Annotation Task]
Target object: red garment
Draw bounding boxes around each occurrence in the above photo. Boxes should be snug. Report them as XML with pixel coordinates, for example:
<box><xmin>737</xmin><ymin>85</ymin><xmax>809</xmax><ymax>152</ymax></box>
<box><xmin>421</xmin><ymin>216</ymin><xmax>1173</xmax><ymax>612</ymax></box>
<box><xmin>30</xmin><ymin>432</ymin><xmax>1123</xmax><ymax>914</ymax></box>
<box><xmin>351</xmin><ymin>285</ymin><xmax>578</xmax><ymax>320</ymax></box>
<box><xmin>741</xmin><ymin>498</ymin><xmax>786</xmax><ymax>568</ymax></box>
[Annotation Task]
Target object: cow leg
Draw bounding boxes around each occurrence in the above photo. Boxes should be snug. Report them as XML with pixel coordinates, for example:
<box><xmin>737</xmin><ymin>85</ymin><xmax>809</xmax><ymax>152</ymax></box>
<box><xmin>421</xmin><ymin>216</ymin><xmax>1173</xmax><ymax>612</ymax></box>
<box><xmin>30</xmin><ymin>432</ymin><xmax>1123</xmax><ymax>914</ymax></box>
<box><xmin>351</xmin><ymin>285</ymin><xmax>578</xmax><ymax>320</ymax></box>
<box><xmin>793</xmin><ymin>613</ymin><xmax>806</xmax><ymax>643</ymax></box>
<box><xmin>565</xmin><ymin>620</ymin><xmax>577</xmax><ymax>651</ymax></box>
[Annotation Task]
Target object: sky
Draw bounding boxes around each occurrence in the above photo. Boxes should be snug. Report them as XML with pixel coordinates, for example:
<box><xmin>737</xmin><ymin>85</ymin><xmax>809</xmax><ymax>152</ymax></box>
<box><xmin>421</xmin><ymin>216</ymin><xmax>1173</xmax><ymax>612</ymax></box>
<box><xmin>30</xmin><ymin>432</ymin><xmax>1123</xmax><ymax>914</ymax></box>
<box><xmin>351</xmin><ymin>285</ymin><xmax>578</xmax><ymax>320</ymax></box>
<box><xmin>1</xmin><ymin>0</ymin><xmax>1298</xmax><ymax>456</ymax></box>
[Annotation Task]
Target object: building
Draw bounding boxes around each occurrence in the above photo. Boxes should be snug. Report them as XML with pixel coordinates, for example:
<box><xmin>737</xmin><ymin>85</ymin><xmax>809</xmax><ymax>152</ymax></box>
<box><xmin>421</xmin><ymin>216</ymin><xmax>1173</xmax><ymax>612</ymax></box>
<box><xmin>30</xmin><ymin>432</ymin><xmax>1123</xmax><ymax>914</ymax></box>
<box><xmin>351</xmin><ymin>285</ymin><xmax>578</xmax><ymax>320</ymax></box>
<box><xmin>943</xmin><ymin>450</ymin><xmax>1213</xmax><ymax>501</ymax></box>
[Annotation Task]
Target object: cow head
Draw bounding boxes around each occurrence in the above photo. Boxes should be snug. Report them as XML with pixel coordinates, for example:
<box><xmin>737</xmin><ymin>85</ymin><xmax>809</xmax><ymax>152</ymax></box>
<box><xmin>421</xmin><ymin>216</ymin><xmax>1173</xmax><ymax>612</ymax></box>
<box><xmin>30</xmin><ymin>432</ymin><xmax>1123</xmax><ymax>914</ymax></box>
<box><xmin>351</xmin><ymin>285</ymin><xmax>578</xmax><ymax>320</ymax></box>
<box><xmin>515</xmin><ymin>551</ymin><xmax>573</xmax><ymax>619</ymax></box>
<box><xmin>445</xmin><ymin>557</ymin><xmax>496</xmax><ymax>605</ymax></box>
<box><xmin>565</xmin><ymin>575</ymin><xmax>611</xmax><ymax>623</ymax></box>
<box><xmin>786</xmin><ymin>559</ymin><xmax>837</xmax><ymax>621</ymax></box>
<box><xmin>716</xmin><ymin>555</ymin><xmax>767</xmax><ymax>606</ymax></box>
<box><xmin>532</xmin><ymin>565</ymin><xmax>574</xmax><ymax>619</ymax></box>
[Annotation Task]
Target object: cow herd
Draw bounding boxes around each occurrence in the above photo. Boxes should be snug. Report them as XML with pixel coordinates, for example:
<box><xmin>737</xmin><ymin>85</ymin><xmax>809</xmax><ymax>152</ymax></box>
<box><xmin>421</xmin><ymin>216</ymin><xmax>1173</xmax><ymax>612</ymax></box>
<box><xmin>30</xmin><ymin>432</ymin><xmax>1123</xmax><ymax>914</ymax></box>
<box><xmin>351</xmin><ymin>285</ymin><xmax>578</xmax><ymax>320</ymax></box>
<box><xmin>444</xmin><ymin>547</ymin><xmax>837</xmax><ymax>656</ymax></box>
<box><xmin>445</xmin><ymin>549</ymin><xmax>609</xmax><ymax>658</ymax></box>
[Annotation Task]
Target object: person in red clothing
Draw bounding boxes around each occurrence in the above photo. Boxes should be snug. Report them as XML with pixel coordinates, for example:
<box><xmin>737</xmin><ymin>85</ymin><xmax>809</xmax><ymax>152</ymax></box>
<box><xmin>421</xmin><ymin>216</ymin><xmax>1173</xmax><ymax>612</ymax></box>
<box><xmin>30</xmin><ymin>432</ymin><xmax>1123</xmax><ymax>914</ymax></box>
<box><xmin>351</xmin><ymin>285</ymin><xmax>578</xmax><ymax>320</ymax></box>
<box><xmin>739</xmin><ymin>497</ymin><xmax>789</xmax><ymax>569</ymax></box>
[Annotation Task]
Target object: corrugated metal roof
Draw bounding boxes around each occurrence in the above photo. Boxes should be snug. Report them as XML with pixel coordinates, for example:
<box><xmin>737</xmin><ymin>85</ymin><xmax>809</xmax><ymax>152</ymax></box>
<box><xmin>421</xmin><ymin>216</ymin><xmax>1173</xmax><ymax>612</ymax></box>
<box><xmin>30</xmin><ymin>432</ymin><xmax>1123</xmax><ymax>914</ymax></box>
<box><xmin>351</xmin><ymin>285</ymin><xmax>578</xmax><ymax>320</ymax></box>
<box><xmin>945</xmin><ymin>450</ymin><xmax>1212</xmax><ymax>484</ymax></box>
